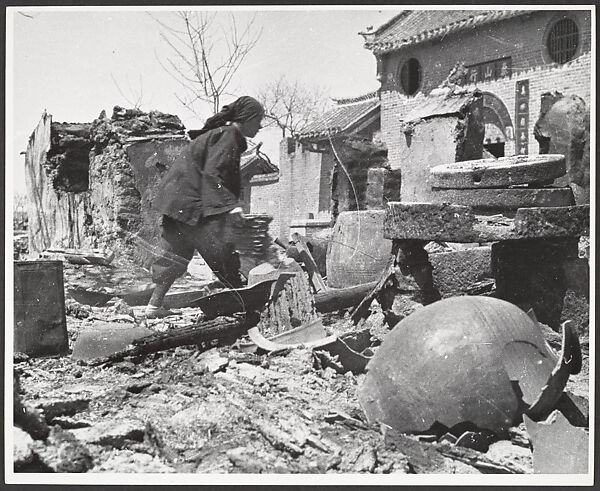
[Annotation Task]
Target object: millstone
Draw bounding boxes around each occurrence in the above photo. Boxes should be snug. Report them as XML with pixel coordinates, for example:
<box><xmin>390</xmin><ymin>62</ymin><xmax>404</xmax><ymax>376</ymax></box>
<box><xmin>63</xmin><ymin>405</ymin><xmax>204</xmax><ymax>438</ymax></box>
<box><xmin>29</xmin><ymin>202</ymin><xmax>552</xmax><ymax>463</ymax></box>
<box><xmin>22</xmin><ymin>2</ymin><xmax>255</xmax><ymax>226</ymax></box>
<box><xmin>430</xmin><ymin>154</ymin><xmax>566</xmax><ymax>189</ymax></box>
<box><xmin>431</xmin><ymin>187</ymin><xmax>574</xmax><ymax>210</ymax></box>
<box><xmin>383</xmin><ymin>203</ymin><xmax>589</xmax><ymax>242</ymax></box>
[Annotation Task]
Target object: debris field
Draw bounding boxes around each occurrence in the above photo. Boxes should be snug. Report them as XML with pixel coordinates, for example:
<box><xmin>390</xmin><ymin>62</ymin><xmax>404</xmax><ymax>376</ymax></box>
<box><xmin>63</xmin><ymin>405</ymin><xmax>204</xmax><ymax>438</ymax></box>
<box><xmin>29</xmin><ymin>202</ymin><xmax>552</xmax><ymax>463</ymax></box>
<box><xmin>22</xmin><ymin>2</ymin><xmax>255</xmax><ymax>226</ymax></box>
<box><xmin>12</xmin><ymin>249</ymin><xmax>590</xmax><ymax>475</ymax></box>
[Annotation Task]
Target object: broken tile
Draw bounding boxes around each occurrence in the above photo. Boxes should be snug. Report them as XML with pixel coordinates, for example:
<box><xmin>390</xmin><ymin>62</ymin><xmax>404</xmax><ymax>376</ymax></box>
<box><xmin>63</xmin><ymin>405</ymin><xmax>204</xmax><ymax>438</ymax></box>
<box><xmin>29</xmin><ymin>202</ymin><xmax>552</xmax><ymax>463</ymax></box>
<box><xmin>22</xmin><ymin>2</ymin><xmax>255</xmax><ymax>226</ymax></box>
<box><xmin>49</xmin><ymin>416</ymin><xmax>92</xmax><ymax>430</ymax></box>
<box><xmin>196</xmin><ymin>348</ymin><xmax>229</xmax><ymax>373</ymax></box>
<box><xmin>36</xmin><ymin>397</ymin><xmax>90</xmax><ymax>421</ymax></box>
<box><xmin>91</xmin><ymin>450</ymin><xmax>175</xmax><ymax>473</ymax></box>
<box><xmin>71</xmin><ymin>323</ymin><xmax>154</xmax><ymax>361</ymax></box>
<box><xmin>71</xmin><ymin>420</ymin><xmax>145</xmax><ymax>448</ymax></box>
<box><xmin>508</xmin><ymin>423</ymin><xmax>531</xmax><ymax>448</ymax></box>
<box><xmin>484</xmin><ymin>441</ymin><xmax>533</xmax><ymax>474</ymax></box>
<box><xmin>524</xmin><ymin>410</ymin><xmax>589</xmax><ymax>474</ymax></box>
<box><xmin>439</xmin><ymin>432</ymin><xmax>457</xmax><ymax>444</ymax></box>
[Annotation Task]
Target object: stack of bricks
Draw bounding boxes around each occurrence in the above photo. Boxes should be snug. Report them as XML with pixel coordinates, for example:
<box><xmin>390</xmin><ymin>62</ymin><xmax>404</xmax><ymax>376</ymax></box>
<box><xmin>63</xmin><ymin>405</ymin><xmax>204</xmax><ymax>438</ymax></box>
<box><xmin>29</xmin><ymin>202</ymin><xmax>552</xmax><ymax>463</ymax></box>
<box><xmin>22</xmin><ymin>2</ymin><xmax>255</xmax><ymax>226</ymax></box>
<box><xmin>232</xmin><ymin>214</ymin><xmax>279</xmax><ymax>277</ymax></box>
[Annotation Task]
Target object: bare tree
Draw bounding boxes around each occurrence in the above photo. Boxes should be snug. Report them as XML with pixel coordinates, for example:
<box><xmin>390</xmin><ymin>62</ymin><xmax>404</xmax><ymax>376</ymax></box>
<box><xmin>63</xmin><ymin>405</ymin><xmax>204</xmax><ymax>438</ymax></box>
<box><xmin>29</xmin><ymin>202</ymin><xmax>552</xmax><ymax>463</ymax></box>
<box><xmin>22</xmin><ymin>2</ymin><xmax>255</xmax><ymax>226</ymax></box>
<box><xmin>152</xmin><ymin>11</ymin><xmax>261</xmax><ymax>118</ymax></box>
<box><xmin>257</xmin><ymin>75</ymin><xmax>331</xmax><ymax>139</ymax></box>
<box><xmin>111</xmin><ymin>73</ymin><xmax>145</xmax><ymax>110</ymax></box>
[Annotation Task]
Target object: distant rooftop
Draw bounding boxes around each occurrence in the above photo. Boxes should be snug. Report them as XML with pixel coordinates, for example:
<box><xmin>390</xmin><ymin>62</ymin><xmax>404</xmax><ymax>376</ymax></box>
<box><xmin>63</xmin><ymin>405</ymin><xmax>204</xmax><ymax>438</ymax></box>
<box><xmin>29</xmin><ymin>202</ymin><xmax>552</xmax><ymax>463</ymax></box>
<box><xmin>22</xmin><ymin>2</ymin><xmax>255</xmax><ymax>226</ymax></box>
<box><xmin>298</xmin><ymin>91</ymin><xmax>380</xmax><ymax>140</ymax></box>
<box><xmin>241</xmin><ymin>140</ymin><xmax>278</xmax><ymax>174</ymax></box>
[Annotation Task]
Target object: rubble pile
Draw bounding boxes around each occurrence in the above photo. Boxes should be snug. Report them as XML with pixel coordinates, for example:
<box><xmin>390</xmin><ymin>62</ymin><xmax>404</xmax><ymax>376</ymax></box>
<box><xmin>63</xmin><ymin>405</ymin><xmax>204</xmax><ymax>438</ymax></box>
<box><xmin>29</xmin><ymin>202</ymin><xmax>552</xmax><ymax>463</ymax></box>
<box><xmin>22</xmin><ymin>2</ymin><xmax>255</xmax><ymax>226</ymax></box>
<box><xmin>12</xmin><ymin>241</ymin><xmax>590</xmax><ymax>474</ymax></box>
<box><xmin>17</xmin><ymin>315</ymin><xmax>584</xmax><ymax>474</ymax></box>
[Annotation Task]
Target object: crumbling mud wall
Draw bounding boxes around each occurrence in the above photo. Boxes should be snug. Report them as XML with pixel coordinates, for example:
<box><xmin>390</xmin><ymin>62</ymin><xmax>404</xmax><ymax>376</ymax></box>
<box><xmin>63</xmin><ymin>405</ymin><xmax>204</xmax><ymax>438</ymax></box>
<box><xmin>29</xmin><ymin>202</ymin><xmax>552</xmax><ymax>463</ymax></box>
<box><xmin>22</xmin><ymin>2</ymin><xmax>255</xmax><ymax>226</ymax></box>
<box><xmin>534</xmin><ymin>93</ymin><xmax>590</xmax><ymax>205</ymax></box>
<box><xmin>25</xmin><ymin>108</ymin><xmax>189</xmax><ymax>267</ymax></box>
<box><xmin>87</xmin><ymin>107</ymin><xmax>188</xmax><ymax>266</ymax></box>
<box><xmin>394</xmin><ymin>90</ymin><xmax>484</xmax><ymax>202</ymax></box>
<box><xmin>24</xmin><ymin>113</ymin><xmax>93</xmax><ymax>255</ymax></box>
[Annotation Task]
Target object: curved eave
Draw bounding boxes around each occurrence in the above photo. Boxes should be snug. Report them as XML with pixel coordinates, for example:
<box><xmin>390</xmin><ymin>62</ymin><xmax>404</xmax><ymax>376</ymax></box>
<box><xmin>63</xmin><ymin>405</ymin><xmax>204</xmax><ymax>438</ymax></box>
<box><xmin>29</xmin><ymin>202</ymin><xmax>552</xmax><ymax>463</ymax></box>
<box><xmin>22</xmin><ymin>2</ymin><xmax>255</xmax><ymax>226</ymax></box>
<box><xmin>364</xmin><ymin>10</ymin><xmax>534</xmax><ymax>55</ymax></box>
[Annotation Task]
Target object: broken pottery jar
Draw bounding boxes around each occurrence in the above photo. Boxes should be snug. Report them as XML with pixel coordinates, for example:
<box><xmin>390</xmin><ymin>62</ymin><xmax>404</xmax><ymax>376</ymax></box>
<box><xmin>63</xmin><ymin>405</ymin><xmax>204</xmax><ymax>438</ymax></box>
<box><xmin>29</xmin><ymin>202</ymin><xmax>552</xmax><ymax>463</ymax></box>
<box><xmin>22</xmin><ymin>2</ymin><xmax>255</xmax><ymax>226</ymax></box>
<box><xmin>358</xmin><ymin>296</ymin><xmax>580</xmax><ymax>435</ymax></box>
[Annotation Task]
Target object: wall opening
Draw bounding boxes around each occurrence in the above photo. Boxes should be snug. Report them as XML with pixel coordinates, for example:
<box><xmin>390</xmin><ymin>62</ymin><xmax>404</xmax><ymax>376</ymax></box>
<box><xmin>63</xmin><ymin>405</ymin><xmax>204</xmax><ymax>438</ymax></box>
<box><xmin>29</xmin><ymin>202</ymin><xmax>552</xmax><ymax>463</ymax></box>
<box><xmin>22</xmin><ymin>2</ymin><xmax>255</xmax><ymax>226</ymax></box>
<box><xmin>481</xmin><ymin>92</ymin><xmax>513</xmax><ymax>157</ymax></box>
<box><xmin>399</xmin><ymin>58</ymin><xmax>421</xmax><ymax>96</ymax></box>
<box><xmin>546</xmin><ymin>17</ymin><xmax>579</xmax><ymax>64</ymax></box>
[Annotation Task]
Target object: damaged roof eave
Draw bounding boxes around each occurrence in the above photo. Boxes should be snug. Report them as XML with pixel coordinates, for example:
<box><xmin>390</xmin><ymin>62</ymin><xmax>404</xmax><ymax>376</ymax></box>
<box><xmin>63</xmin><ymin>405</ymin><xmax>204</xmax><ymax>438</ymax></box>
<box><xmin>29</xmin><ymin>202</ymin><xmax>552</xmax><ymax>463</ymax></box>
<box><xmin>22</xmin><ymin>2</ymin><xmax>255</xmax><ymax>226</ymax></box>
<box><xmin>398</xmin><ymin>91</ymin><xmax>480</xmax><ymax>123</ymax></box>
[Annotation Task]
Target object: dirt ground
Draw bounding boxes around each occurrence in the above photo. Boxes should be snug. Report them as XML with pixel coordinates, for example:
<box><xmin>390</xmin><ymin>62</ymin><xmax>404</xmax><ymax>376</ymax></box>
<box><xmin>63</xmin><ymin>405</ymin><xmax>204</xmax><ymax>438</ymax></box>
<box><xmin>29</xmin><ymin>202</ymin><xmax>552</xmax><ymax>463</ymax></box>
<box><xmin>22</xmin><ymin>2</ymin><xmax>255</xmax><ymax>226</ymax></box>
<box><xmin>12</xmin><ymin>261</ymin><xmax>590</xmax><ymax>476</ymax></box>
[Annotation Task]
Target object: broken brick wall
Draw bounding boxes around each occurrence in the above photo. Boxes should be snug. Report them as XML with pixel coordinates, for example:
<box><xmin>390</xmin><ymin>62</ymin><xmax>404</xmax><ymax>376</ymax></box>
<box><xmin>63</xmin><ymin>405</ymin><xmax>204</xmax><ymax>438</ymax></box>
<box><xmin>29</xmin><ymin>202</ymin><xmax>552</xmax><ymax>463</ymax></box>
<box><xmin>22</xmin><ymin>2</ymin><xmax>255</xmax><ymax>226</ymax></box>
<box><xmin>381</xmin><ymin>52</ymin><xmax>591</xmax><ymax>169</ymax></box>
<box><xmin>24</xmin><ymin>108</ymin><xmax>189</xmax><ymax>268</ymax></box>
<box><xmin>249</xmin><ymin>173</ymin><xmax>281</xmax><ymax>242</ymax></box>
<box><xmin>392</xmin><ymin>90</ymin><xmax>484</xmax><ymax>202</ymax></box>
<box><xmin>378</xmin><ymin>10</ymin><xmax>591</xmax><ymax>164</ymax></box>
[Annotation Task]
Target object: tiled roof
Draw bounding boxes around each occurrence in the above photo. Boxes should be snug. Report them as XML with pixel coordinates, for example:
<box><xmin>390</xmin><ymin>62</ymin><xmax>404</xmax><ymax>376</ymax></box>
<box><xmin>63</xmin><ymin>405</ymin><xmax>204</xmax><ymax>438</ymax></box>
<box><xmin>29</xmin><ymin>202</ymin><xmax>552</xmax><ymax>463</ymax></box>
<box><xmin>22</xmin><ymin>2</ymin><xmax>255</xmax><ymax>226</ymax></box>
<box><xmin>362</xmin><ymin>10</ymin><xmax>533</xmax><ymax>54</ymax></box>
<box><xmin>241</xmin><ymin>140</ymin><xmax>278</xmax><ymax>174</ymax></box>
<box><xmin>298</xmin><ymin>92</ymin><xmax>380</xmax><ymax>140</ymax></box>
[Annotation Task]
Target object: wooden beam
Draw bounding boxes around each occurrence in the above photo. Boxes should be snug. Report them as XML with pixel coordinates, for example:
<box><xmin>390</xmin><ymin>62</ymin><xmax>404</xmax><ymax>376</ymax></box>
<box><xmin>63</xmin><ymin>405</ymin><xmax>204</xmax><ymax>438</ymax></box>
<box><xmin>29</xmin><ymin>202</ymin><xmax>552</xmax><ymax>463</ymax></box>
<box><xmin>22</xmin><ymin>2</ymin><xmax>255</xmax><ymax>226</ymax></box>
<box><xmin>290</xmin><ymin>233</ymin><xmax>328</xmax><ymax>293</ymax></box>
<box><xmin>88</xmin><ymin>313</ymin><xmax>258</xmax><ymax>365</ymax></box>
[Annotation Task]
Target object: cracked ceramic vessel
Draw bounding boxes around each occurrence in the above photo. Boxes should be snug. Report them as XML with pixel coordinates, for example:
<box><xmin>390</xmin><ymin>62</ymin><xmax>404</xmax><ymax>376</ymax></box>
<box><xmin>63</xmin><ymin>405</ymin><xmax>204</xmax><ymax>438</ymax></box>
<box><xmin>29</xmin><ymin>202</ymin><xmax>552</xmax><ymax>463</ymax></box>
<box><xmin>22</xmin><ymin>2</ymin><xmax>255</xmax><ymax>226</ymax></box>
<box><xmin>358</xmin><ymin>296</ymin><xmax>578</xmax><ymax>434</ymax></box>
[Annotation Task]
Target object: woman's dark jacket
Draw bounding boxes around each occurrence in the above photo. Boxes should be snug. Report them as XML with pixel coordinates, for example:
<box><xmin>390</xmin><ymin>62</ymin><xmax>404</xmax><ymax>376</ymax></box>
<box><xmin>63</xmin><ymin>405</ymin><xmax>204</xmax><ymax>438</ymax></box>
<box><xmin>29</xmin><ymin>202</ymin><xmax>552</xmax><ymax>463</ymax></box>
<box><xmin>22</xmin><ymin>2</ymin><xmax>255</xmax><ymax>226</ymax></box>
<box><xmin>153</xmin><ymin>124</ymin><xmax>247</xmax><ymax>226</ymax></box>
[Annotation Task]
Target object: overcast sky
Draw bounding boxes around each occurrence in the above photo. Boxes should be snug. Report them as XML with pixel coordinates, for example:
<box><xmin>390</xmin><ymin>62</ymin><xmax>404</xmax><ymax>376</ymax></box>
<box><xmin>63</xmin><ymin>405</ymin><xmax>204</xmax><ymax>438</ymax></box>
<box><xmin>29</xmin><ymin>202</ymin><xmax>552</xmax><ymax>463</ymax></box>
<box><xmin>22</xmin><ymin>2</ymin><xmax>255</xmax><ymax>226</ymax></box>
<box><xmin>7</xmin><ymin>7</ymin><xmax>404</xmax><ymax>195</ymax></box>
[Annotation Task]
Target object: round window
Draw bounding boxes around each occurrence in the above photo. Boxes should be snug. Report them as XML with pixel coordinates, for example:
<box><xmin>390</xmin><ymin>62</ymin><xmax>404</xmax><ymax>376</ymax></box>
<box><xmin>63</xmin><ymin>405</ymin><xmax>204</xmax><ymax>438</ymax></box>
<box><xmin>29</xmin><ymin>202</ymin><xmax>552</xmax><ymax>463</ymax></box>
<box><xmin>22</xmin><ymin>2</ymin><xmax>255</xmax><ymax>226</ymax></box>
<box><xmin>547</xmin><ymin>17</ymin><xmax>579</xmax><ymax>64</ymax></box>
<box><xmin>399</xmin><ymin>58</ymin><xmax>421</xmax><ymax>96</ymax></box>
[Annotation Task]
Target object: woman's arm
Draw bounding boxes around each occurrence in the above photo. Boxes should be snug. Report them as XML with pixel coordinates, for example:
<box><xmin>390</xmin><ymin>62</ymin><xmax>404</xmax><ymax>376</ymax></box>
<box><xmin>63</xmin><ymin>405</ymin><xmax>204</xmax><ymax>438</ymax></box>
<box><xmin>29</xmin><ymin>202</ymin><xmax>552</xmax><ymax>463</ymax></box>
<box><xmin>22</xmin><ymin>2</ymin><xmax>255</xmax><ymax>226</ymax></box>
<box><xmin>194</xmin><ymin>127</ymin><xmax>244</xmax><ymax>216</ymax></box>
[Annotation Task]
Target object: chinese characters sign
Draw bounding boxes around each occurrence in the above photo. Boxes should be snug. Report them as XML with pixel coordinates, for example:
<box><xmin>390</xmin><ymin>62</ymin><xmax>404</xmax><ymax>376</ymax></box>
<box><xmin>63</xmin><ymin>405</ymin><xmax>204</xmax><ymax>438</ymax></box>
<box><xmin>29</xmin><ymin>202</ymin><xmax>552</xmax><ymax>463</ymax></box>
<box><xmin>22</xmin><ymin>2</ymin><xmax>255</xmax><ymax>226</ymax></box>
<box><xmin>515</xmin><ymin>80</ymin><xmax>529</xmax><ymax>155</ymax></box>
<box><xmin>462</xmin><ymin>57</ymin><xmax>512</xmax><ymax>85</ymax></box>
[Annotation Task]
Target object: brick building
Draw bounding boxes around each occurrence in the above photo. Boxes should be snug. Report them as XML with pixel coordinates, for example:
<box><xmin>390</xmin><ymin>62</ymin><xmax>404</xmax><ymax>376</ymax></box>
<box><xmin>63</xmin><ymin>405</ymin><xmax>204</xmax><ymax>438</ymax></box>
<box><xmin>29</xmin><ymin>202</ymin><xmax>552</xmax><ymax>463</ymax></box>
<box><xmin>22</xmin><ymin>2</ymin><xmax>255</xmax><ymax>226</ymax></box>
<box><xmin>361</xmin><ymin>9</ymin><xmax>591</xmax><ymax>175</ymax></box>
<box><xmin>238</xmin><ymin>141</ymin><xmax>279</xmax><ymax>214</ymax></box>
<box><xmin>250</xmin><ymin>93</ymin><xmax>381</xmax><ymax>241</ymax></box>
<box><xmin>252</xmin><ymin>9</ymin><xmax>592</xmax><ymax>241</ymax></box>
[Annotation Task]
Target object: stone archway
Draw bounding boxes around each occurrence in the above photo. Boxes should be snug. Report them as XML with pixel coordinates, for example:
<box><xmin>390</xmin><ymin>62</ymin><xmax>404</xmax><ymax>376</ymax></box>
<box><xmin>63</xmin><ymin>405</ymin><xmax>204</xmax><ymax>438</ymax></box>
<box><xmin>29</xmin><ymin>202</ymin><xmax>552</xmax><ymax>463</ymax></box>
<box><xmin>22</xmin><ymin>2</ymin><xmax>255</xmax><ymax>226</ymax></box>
<box><xmin>482</xmin><ymin>92</ymin><xmax>514</xmax><ymax>157</ymax></box>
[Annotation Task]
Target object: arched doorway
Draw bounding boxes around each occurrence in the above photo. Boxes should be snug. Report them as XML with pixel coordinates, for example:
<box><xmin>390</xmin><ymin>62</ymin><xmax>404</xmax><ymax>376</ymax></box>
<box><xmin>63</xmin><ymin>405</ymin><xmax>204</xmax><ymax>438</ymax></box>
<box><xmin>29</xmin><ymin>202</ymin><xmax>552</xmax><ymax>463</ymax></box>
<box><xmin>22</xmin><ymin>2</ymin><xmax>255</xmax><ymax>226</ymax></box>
<box><xmin>482</xmin><ymin>92</ymin><xmax>514</xmax><ymax>157</ymax></box>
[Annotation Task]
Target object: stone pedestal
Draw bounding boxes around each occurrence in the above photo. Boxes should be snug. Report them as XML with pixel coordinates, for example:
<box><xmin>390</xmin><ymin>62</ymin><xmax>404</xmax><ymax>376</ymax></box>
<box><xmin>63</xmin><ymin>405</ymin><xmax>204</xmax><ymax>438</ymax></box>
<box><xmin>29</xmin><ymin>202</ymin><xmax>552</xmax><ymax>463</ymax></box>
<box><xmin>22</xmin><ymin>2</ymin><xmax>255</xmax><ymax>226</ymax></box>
<box><xmin>491</xmin><ymin>238</ymin><xmax>579</xmax><ymax>328</ymax></box>
<box><xmin>383</xmin><ymin>202</ymin><xmax>589</xmax><ymax>330</ymax></box>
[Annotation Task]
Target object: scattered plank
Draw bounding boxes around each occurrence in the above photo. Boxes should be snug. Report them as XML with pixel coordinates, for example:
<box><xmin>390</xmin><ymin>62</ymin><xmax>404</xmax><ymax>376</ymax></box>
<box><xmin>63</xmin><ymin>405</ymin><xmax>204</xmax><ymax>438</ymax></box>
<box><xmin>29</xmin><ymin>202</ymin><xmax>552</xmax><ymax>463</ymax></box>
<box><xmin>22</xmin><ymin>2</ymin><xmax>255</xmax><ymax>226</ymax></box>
<box><xmin>349</xmin><ymin>255</ymin><xmax>395</xmax><ymax>324</ymax></box>
<box><xmin>88</xmin><ymin>313</ymin><xmax>258</xmax><ymax>366</ymax></box>
<box><xmin>290</xmin><ymin>233</ymin><xmax>328</xmax><ymax>293</ymax></box>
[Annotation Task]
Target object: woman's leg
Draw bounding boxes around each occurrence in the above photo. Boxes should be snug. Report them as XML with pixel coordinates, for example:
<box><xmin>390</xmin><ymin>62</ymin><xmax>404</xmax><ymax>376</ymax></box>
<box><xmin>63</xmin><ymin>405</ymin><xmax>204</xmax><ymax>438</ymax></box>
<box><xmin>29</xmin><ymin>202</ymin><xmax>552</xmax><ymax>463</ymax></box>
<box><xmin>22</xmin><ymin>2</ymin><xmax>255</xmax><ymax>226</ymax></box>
<box><xmin>181</xmin><ymin>213</ymin><xmax>245</xmax><ymax>289</ymax></box>
<box><xmin>149</xmin><ymin>216</ymin><xmax>195</xmax><ymax>308</ymax></box>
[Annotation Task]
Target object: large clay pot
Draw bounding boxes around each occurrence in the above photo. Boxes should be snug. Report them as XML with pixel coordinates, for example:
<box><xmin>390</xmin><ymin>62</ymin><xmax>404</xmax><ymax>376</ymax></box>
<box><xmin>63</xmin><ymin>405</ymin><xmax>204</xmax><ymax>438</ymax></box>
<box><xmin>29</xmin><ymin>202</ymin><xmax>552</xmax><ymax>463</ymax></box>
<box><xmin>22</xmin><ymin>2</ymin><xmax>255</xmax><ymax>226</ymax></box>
<box><xmin>358</xmin><ymin>296</ymin><xmax>580</xmax><ymax>435</ymax></box>
<box><xmin>326</xmin><ymin>210</ymin><xmax>392</xmax><ymax>288</ymax></box>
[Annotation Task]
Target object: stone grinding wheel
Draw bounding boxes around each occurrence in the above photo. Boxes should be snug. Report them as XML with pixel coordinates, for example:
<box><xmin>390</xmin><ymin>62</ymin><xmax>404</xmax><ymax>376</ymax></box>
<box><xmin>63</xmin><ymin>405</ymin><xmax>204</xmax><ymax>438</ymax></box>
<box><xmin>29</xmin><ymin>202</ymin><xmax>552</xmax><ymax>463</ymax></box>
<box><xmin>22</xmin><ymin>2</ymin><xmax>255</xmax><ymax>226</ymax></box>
<box><xmin>358</xmin><ymin>296</ymin><xmax>580</xmax><ymax>435</ymax></box>
<box><xmin>430</xmin><ymin>154</ymin><xmax>566</xmax><ymax>189</ymax></box>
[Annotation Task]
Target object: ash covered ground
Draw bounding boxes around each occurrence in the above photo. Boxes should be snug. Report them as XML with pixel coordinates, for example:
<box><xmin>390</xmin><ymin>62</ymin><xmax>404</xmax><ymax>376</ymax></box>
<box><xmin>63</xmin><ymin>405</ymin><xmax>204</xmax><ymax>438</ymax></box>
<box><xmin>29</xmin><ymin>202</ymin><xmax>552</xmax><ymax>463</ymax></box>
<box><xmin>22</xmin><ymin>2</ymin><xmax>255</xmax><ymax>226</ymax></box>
<box><xmin>12</xmin><ymin>259</ymin><xmax>589</xmax><ymax>476</ymax></box>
